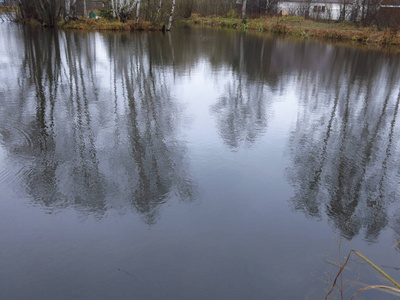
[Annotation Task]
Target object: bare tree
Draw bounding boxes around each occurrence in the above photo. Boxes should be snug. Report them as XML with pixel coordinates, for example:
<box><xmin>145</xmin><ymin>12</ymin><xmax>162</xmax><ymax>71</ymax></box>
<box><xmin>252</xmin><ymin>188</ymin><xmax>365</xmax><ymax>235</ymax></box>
<box><xmin>156</xmin><ymin>0</ymin><xmax>162</xmax><ymax>21</ymax></box>
<box><xmin>265</xmin><ymin>0</ymin><xmax>278</xmax><ymax>14</ymax></box>
<box><xmin>17</xmin><ymin>0</ymin><xmax>64</xmax><ymax>26</ymax></box>
<box><xmin>83</xmin><ymin>0</ymin><xmax>87</xmax><ymax>17</ymax></box>
<box><xmin>64</xmin><ymin>0</ymin><xmax>75</xmax><ymax>20</ymax></box>
<box><xmin>136</xmin><ymin>0</ymin><xmax>141</xmax><ymax>23</ymax></box>
<box><xmin>167</xmin><ymin>0</ymin><xmax>175</xmax><ymax>30</ymax></box>
<box><xmin>338</xmin><ymin>0</ymin><xmax>348</xmax><ymax>21</ymax></box>
<box><xmin>109</xmin><ymin>0</ymin><xmax>140</xmax><ymax>22</ymax></box>
<box><xmin>242</xmin><ymin>0</ymin><xmax>247</xmax><ymax>23</ymax></box>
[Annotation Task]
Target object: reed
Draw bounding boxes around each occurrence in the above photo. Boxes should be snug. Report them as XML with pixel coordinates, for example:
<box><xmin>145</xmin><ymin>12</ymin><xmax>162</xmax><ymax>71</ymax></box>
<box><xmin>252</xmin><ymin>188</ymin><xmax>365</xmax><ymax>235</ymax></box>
<box><xmin>326</xmin><ymin>250</ymin><xmax>400</xmax><ymax>299</ymax></box>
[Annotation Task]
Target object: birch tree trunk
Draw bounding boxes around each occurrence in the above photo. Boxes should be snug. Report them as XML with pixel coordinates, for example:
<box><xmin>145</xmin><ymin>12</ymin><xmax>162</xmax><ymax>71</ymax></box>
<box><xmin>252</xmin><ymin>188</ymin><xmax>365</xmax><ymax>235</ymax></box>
<box><xmin>136</xmin><ymin>0</ymin><xmax>141</xmax><ymax>24</ymax></box>
<box><xmin>109</xmin><ymin>0</ymin><xmax>139</xmax><ymax>21</ymax></box>
<box><xmin>83</xmin><ymin>0</ymin><xmax>87</xmax><ymax>17</ymax></box>
<box><xmin>241</xmin><ymin>0</ymin><xmax>247</xmax><ymax>24</ymax></box>
<box><xmin>167</xmin><ymin>0</ymin><xmax>175</xmax><ymax>31</ymax></box>
<box><xmin>65</xmin><ymin>0</ymin><xmax>71</xmax><ymax>19</ymax></box>
<box><xmin>111</xmin><ymin>0</ymin><xmax>116</xmax><ymax>18</ymax></box>
<box><xmin>64</xmin><ymin>0</ymin><xmax>77</xmax><ymax>21</ymax></box>
<box><xmin>156</xmin><ymin>0</ymin><xmax>162</xmax><ymax>22</ymax></box>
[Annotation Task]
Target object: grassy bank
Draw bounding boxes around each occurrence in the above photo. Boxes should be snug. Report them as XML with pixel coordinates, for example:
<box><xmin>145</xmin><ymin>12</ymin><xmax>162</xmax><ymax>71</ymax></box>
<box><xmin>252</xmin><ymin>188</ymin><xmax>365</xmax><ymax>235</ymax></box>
<box><xmin>61</xmin><ymin>18</ymin><xmax>162</xmax><ymax>31</ymax></box>
<box><xmin>14</xmin><ymin>17</ymin><xmax>163</xmax><ymax>31</ymax></box>
<box><xmin>10</xmin><ymin>12</ymin><xmax>400</xmax><ymax>45</ymax></box>
<box><xmin>183</xmin><ymin>14</ymin><xmax>400</xmax><ymax>46</ymax></box>
<box><xmin>0</xmin><ymin>6</ymin><xmax>17</xmax><ymax>13</ymax></box>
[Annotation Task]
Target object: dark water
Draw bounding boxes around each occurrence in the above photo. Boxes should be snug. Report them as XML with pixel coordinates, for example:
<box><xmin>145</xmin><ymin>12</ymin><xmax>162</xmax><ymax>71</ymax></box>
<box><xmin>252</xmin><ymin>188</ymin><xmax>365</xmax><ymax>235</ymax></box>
<box><xmin>1</xmin><ymin>23</ymin><xmax>400</xmax><ymax>299</ymax></box>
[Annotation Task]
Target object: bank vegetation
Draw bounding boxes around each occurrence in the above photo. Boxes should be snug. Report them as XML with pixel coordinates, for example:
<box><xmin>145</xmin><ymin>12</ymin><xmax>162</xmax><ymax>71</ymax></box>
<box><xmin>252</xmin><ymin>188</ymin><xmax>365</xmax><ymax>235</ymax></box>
<box><xmin>9</xmin><ymin>0</ymin><xmax>179</xmax><ymax>30</ymax></box>
<box><xmin>3</xmin><ymin>0</ymin><xmax>400</xmax><ymax>45</ymax></box>
<box><xmin>185</xmin><ymin>14</ymin><xmax>400</xmax><ymax>45</ymax></box>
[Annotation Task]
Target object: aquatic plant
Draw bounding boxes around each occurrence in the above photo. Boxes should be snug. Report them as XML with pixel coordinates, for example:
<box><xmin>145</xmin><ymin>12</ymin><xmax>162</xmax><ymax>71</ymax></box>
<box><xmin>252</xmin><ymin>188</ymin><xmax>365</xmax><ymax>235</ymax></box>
<box><xmin>326</xmin><ymin>250</ymin><xmax>400</xmax><ymax>299</ymax></box>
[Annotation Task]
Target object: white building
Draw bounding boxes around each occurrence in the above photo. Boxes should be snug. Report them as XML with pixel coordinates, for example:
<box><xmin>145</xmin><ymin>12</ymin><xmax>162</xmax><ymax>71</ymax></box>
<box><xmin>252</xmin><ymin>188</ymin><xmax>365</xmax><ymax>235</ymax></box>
<box><xmin>278</xmin><ymin>0</ymin><xmax>353</xmax><ymax>20</ymax></box>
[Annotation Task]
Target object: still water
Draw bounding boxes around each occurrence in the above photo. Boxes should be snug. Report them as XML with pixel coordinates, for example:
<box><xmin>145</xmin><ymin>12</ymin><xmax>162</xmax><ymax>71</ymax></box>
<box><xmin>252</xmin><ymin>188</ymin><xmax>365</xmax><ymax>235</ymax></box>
<box><xmin>0</xmin><ymin>23</ymin><xmax>400</xmax><ymax>299</ymax></box>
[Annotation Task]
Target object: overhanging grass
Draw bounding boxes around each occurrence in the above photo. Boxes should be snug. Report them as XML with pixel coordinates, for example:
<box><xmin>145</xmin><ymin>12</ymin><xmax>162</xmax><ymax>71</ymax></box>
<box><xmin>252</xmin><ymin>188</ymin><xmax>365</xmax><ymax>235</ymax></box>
<box><xmin>326</xmin><ymin>249</ymin><xmax>400</xmax><ymax>299</ymax></box>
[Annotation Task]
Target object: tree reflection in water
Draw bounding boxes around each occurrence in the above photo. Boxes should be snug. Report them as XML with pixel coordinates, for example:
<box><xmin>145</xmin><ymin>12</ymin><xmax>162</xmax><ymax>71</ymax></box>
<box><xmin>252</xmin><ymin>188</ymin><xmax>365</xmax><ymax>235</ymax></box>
<box><xmin>2</xmin><ymin>25</ymin><xmax>400</xmax><ymax>236</ymax></box>
<box><xmin>211</xmin><ymin>33</ymin><xmax>269</xmax><ymax>149</ymax></box>
<box><xmin>103</xmin><ymin>32</ymin><xmax>194</xmax><ymax>224</ymax></box>
<box><xmin>0</xmin><ymin>28</ymin><xmax>194</xmax><ymax>224</ymax></box>
<box><xmin>287</xmin><ymin>48</ymin><xmax>400</xmax><ymax>242</ymax></box>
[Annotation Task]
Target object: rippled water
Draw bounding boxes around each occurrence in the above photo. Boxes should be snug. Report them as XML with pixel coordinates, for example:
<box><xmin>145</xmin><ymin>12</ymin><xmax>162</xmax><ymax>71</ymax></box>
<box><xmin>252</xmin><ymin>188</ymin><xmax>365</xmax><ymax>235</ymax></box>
<box><xmin>1</xmin><ymin>23</ymin><xmax>400</xmax><ymax>299</ymax></box>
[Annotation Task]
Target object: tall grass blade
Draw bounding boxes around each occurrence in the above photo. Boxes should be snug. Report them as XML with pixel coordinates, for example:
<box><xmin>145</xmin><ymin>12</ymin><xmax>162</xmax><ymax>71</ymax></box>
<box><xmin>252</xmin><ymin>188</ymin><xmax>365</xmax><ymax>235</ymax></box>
<box><xmin>352</xmin><ymin>250</ymin><xmax>400</xmax><ymax>289</ymax></box>
<box><xmin>350</xmin><ymin>285</ymin><xmax>400</xmax><ymax>299</ymax></box>
<box><xmin>326</xmin><ymin>250</ymin><xmax>400</xmax><ymax>299</ymax></box>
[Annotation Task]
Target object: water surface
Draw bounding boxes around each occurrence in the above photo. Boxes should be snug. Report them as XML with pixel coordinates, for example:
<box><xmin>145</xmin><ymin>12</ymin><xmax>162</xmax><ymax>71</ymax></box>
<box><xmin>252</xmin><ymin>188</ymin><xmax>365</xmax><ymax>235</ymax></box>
<box><xmin>1</xmin><ymin>23</ymin><xmax>400</xmax><ymax>299</ymax></box>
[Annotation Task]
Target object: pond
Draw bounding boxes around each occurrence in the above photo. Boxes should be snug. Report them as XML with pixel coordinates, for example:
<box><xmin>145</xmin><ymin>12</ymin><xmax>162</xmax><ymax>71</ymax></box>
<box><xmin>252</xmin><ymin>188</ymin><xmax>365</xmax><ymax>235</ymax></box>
<box><xmin>0</xmin><ymin>23</ymin><xmax>400</xmax><ymax>299</ymax></box>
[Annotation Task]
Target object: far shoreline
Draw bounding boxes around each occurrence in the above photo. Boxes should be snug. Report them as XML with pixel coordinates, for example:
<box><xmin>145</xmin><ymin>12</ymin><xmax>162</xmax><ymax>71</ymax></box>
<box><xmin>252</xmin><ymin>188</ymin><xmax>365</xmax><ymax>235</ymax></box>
<box><xmin>3</xmin><ymin>8</ymin><xmax>399</xmax><ymax>47</ymax></box>
<box><xmin>181</xmin><ymin>14</ymin><xmax>400</xmax><ymax>47</ymax></box>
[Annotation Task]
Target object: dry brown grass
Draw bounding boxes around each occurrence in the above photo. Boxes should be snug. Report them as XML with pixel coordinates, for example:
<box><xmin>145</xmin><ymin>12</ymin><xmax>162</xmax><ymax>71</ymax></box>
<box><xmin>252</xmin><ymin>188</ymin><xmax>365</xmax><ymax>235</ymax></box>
<box><xmin>326</xmin><ymin>250</ymin><xmax>400</xmax><ymax>299</ymax></box>
<box><xmin>61</xmin><ymin>18</ymin><xmax>163</xmax><ymax>31</ymax></box>
<box><xmin>184</xmin><ymin>14</ymin><xmax>400</xmax><ymax>46</ymax></box>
